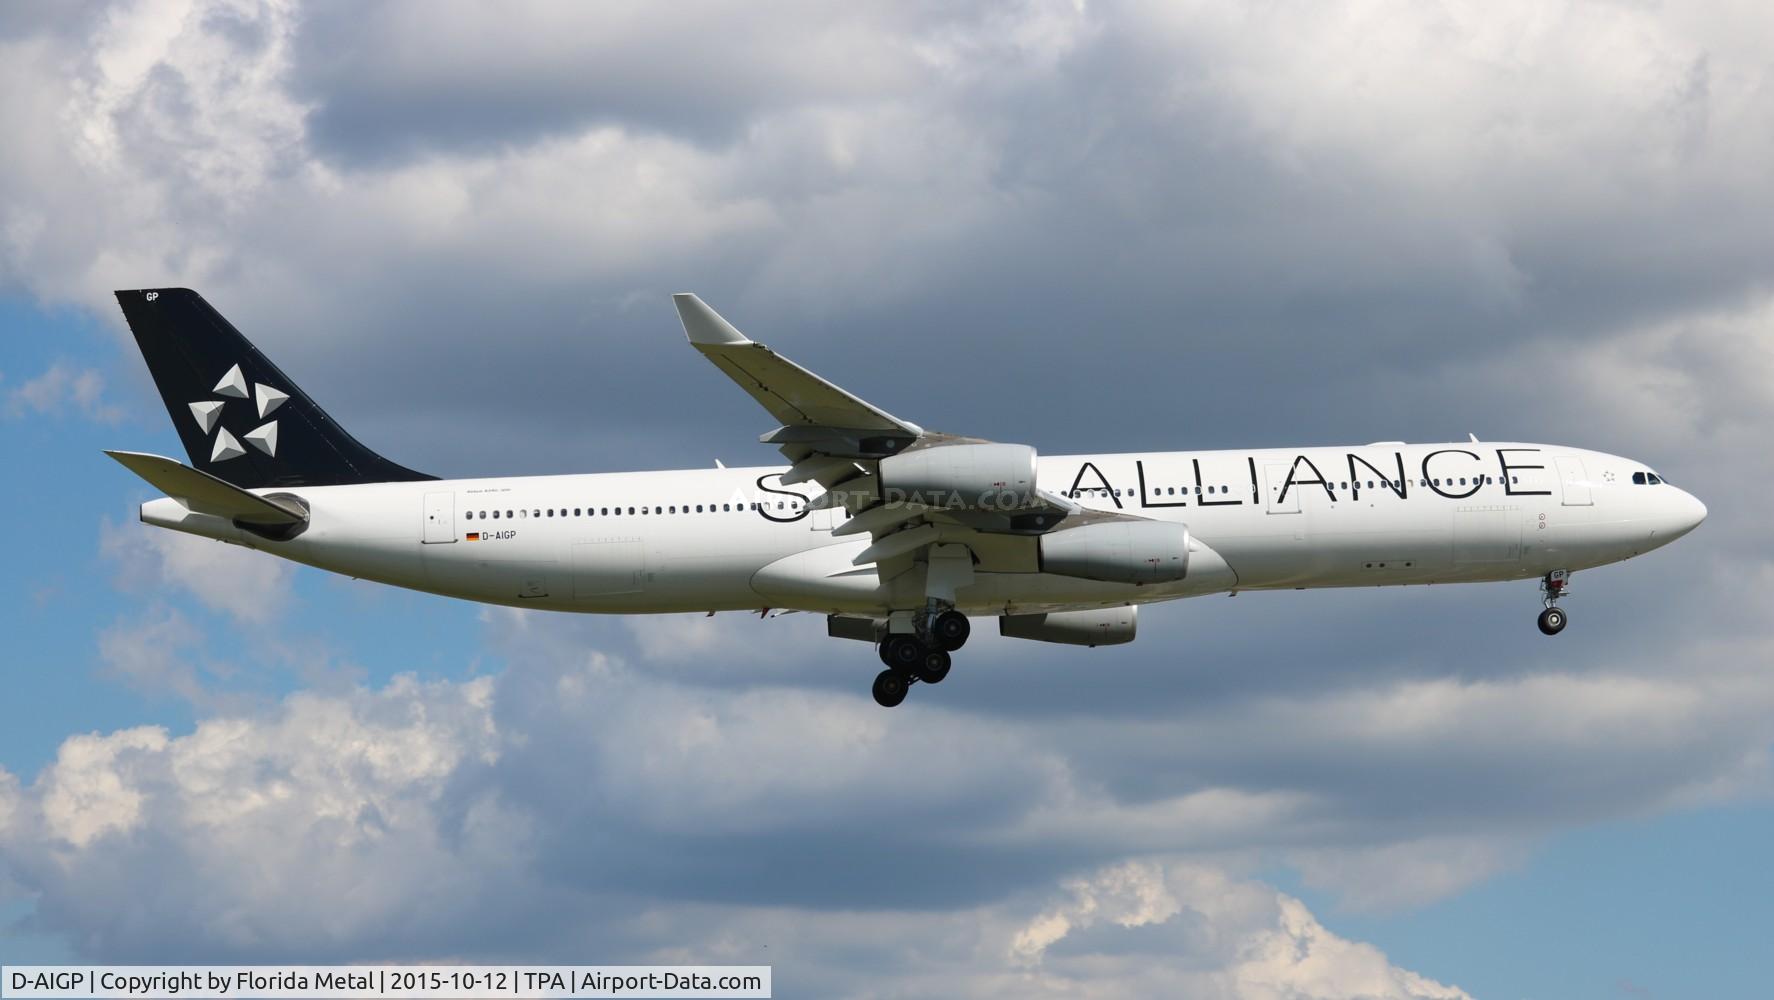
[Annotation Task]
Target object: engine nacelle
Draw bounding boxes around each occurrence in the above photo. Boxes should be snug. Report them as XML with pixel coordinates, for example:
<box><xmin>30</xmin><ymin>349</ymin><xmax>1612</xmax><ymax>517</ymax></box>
<box><xmin>1039</xmin><ymin>521</ymin><xmax>1191</xmax><ymax>585</ymax></box>
<box><xmin>877</xmin><ymin>442</ymin><xmax>1037</xmax><ymax>511</ymax></box>
<box><xmin>1000</xmin><ymin>606</ymin><xmax>1137</xmax><ymax>646</ymax></box>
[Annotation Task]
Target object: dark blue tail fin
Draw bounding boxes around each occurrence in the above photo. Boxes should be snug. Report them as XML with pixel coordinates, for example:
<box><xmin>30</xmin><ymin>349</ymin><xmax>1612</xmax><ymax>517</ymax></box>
<box><xmin>115</xmin><ymin>288</ymin><xmax>434</xmax><ymax>489</ymax></box>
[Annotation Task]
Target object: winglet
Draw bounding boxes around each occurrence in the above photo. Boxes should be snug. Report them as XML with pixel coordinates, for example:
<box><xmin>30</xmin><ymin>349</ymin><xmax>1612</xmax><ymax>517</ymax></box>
<box><xmin>673</xmin><ymin>293</ymin><xmax>752</xmax><ymax>346</ymax></box>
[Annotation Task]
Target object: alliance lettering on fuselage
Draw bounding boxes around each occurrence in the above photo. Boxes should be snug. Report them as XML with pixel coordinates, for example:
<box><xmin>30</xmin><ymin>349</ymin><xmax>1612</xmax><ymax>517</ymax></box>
<box><xmin>1194</xmin><ymin>457</ymin><xmax>1244</xmax><ymax>506</ymax></box>
<box><xmin>1348</xmin><ymin>451</ymin><xmax>1408</xmax><ymax>500</ymax></box>
<box><xmin>755</xmin><ymin>473</ymin><xmax>812</xmax><ymax>523</ymax></box>
<box><xmin>1066</xmin><ymin>448</ymin><xmax>1548</xmax><ymax>513</ymax></box>
<box><xmin>1498</xmin><ymin>448</ymin><xmax>1553</xmax><ymax>497</ymax></box>
<box><xmin>1136</xmin><ymin>460</ymin><xmax>1187</xmax><ymax>508</ymax></box>
<box><xmin>1423</xmin><ymin>449</ymin><xmax>1485</xmax><ymax>499</ymax></box>
<box><xmin>742</xmin><ymin>447</ymin><xmax>1557</xmax><ymax>530</ymax></box>
<box><xmin>1068</xmin><ymin>461</ymin><xmax>1121</xmax><ymax>508</ymax></box>
<box><xmin>1277</xmin><ymin>454</ymin><xmax>1336</xmax><ymax>505</ymax></box>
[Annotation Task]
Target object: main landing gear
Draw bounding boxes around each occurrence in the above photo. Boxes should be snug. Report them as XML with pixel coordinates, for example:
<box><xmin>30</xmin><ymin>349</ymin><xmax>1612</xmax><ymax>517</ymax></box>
<box><xmin>871</xmin><ymin>609</ymin><xmax>970</xmax><ymax>707</ymax></box>
<box><xmin>1537</xmin><ymin>570</ymin><xmax>1570</xmax><ymax>635</ymax></box>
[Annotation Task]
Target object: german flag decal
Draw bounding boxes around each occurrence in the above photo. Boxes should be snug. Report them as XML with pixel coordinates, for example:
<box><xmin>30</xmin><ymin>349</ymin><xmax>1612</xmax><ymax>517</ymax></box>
<box><xmin>466</xmin><ymin>532</ymin><xmax>481</xmax><ymax>541</ymax></box>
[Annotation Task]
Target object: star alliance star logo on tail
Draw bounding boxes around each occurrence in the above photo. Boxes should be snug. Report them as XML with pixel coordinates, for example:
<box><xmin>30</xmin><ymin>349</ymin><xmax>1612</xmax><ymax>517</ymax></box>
<box><xmin>188</xmin><ymin>363</ymin><xmax>287</xmax><ymax>462</ymax></box>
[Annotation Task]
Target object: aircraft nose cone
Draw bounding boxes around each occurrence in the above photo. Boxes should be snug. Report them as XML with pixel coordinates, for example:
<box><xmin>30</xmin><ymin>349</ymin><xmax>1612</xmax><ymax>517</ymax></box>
<box><xmin>1679</xmin><ymin>489</ymin><xmax>1707</xmax><ymax>534</ymax></box>
<box><xmin>1661</xmin><ymin>488</ymin><xmax>1707</xmax><ymax>541</ymax></box>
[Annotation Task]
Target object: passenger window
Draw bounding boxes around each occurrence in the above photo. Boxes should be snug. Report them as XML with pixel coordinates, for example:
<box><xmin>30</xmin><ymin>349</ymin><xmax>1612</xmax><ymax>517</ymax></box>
<box><xmin>492</xmin><ymin>510</ymin><xmax>500</xmax><ymax>519</ymax></box>
<box><xmin>465</xmin><ymin>511</ymin><xmax>473</xmax><ymax>520</ymax></box>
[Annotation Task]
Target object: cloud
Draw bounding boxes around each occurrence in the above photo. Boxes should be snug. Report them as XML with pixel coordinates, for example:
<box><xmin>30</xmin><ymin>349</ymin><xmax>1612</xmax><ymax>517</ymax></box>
<box><xmin>1009</xmin><ymin>862</ymin><xmax>1470</xmax><ymax>1000</ymax></box>
<box><xmin>1286</xmin><ymin>837</ymin><xmax>1528</xmax><ymax>913</ymax></box>
<box><xmin>0</xmin><ymin>669</ymin><xmax>1469</xmax><ymax>998</ymax></box>
<box><xmin>6</xmin><ymin>0</ymin><xmax>1774</xmax><ymax>476</ymax></box>
<box><xmin>100</xmin><ymin>514</ymin><xmax>294</xmax><ymax>626</ymax></box>
<box><xmin>35</xmin><ymin>727</ymin><xmax>168</xmax><ymax>849</ymax></box>
<box><xmin>5</xmin><ymin>595</ymin><xmax>1773</xmax><ymax>966</ymax></box>
<box><xmin>96</xmin><ymin>607</ymin><xmax>210</xmax><ymax>704</ymax></box>
<box><xmin>0</xmin><ymin>676</ymin><xmax>510</xmax><ymax>960</ymax></box>
<box><xmin>3</xmin><ymin>363</ymin><xmax>123</xmax><ymax>422</ymax></box>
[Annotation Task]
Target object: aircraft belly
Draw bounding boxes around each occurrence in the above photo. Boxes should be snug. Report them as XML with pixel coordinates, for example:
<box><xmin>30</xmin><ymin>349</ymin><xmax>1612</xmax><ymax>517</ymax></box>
<box><xmin>750</xmin><ymin>534</ymin><xmax>1239</xmax><ymax>615</ymax></box>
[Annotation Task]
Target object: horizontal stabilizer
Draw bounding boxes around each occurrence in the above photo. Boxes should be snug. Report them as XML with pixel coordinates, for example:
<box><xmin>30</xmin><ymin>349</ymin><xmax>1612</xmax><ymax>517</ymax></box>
<box><xmin>105</xmin><ymin>451</ymin><xmax>306</xmax><ymax>524</ymax></box>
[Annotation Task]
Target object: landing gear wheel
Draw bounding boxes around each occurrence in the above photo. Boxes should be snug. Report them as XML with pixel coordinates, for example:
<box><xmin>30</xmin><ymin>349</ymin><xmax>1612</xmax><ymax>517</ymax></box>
<box><xmin>872</xmin><ymin>669</ymin><xmax>909</xmax><ymax>708</ymax></box>
<box><xmin>932</xmin><ymin>611</ymin><xmax>971</xmax><ymax>651</ymax></box>
<box><xmin>915</xmin><ymin>648</ymin><xmax>952</xmax><ymax>684</ymax></box>
<box><xmin>1537</xmin><ymin>607</ymin><xmax>1567</xmax><ymax>635</ymax></box>
<box><xmin>881</xmin><ymin>635</ymin><xmax>924</xmax><ymax>672</ymax></box>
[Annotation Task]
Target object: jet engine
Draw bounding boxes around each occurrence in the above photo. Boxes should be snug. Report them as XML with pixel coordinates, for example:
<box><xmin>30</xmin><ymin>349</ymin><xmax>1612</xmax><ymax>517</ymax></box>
<box><xmin>877</xmin><ymin>442</ymin><xmax>1038</xmax><ymax>511</ymax></box>
<box><xmin>1000</xmin><ymin>606</ymin><xmax>1137</xmax><ymax>646</ymax></box>
<box><xmin>1038</xmin><ymin>520</ymin><xmax>1190</xmax><ymax>584</ymax></box>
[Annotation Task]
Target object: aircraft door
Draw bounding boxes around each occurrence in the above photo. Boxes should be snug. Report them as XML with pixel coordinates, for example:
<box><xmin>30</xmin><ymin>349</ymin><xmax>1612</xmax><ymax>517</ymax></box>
<box><xmin>422</xmin><ymin>491</ymin><xmax>455</xmax><ymax>543</ymax></box>
<box><xmin>1555</xmin><ymin>455</ymin><xmax>1593</xmax><ymax>506</ymax></box>
<box><xmin>1263</xmin><ymin>462</ymin><xmax>1300</xmax><ymax>514</ymax></box>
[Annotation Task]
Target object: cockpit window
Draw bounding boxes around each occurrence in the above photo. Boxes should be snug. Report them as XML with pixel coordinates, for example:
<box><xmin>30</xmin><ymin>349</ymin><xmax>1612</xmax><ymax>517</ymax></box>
<box><xmin>1632</xmin><ymin>472</ymin><xmax>1646</xmax><ymax>485</ymax></box>
<box><xmin>1648</xmin><ymin>473</ymin><xmax>1662</xmax><ymax>485</ymax></box>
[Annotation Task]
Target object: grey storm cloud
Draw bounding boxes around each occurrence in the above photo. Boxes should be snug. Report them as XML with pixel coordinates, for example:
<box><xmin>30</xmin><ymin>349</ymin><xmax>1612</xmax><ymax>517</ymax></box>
<box><xmin>3</xmin><ymin>1</ymin><xmax>1774</xmax><ymax>994</ymax></box>
<box><xmin>8</xmin><ymin>0</ymin><xmax>1772</xmax><ymax>476</ymax></box>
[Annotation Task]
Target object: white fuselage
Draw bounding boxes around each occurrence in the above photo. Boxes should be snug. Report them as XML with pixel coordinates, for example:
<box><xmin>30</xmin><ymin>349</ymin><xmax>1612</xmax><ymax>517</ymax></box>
<box><xmin>140</xmin><ymin>442</ymin><xmax>1706</xmax><ymax>618</ymax></box>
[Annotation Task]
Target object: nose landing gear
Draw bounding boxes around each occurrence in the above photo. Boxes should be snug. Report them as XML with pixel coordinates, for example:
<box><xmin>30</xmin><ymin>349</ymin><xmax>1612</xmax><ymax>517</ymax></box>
<box><xmin>1537</xmin><ymin>570</ymin><xmax>1570</xmax><ymax>635</ymax></box>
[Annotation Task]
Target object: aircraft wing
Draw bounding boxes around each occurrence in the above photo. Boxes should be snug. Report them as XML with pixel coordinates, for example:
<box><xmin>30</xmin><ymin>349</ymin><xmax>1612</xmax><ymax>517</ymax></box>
<box><xmin>674</xmin><ymin>295</ymin><xmax>1119</xmax><ymax>575</ymax></box>
<box><xmin>675</xmin><ymin>293</ymin><xmax>922</xmax><ymax>441</ymax></box>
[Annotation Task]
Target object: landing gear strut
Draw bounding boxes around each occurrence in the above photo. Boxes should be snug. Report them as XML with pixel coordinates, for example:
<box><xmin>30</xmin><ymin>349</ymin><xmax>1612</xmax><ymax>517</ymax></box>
<box><xmin>1537</xmin><ymin>570</ymin><xmax>1570</xmax><ymax>635</ymax></box>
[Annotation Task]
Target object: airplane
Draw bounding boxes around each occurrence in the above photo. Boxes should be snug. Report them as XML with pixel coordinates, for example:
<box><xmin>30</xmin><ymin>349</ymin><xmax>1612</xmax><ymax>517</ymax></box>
<box><xmin>106</xmin><ymin>289</ymin><xmax>1707</xmax><ymax>707</ymax></box>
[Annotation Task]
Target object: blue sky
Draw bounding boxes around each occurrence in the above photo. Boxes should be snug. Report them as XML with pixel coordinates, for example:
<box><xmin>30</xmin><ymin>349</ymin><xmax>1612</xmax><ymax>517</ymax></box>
<box><xmin>4</xmin><ymin>3</ymin><xmax>1774</xmax><ymax>998</ymax></box>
